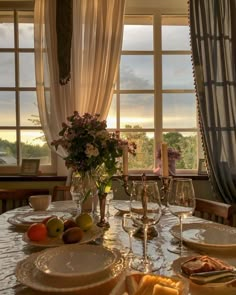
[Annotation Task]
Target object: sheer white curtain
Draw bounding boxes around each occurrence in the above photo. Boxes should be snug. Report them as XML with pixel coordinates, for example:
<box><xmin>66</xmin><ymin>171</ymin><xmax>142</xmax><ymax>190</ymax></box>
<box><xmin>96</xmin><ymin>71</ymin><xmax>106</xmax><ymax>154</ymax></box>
<box><xmin>34</xmin><ymin>0</ymin><xmax>125</xmax><ymax>173</ymax></box>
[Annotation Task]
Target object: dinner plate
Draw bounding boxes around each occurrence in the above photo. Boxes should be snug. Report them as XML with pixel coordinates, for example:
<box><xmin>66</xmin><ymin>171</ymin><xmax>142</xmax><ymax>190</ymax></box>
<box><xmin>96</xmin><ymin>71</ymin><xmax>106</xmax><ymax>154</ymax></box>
<box><xmin>114</xmin><ymin>201</ymin><xmax>130</xmax><ymax>214</ymax></box>
<box><xmin>35</xmin><ymin>244</ymin><xmax>117</xmax><ymax>278</ymax></box>
<box><xmin>172</xmin><ymin>256</ymin><xmax>236</xmax><ymax>287</ymax></box>
<box><xmin>170</xmin><ymin>223</ymin><xmax>236</xmax><ymax>251</ymax></box>
<box><xmin>8</xmin><ymin>211</ymin><xmax>73</xmax><ymax>229</ymax></box>
<box><xmin>22</xmin><ymin>223</ymin><xmax>103</xmax><ymax>247</ymax></box>
<box><xmin>15</xmin><ymin>249</ymin><xmax>125</xmax><ymax>293</ymax></box>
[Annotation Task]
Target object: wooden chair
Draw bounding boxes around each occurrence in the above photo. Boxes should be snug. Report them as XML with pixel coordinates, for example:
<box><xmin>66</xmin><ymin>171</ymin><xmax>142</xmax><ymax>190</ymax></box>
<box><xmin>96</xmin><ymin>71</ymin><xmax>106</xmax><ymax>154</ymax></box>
<box><xmin>0</xmin><ymin>188</ymin><xmax>49</xmax><ymax>214</ymax></box>
<box><xmin>52</xmin><ymin>186</ymin><xmax>72</xmax><ymax>201</ymax></box>
<box><xmin>194</xmin><ymin>197</ymin><xmax>236</xmax><ymax>226</ymax></box>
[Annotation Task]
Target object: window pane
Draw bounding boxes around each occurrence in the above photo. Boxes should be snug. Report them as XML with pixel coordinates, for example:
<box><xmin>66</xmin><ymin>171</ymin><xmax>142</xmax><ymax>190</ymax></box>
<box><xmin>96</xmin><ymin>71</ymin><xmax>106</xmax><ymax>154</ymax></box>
<box><xmin>20</xmin><ymin>91</ymin><xmax>40</xmax><ymax>126</ymax></box>
<box><xmin>121</xmin><ymin>131</ymin><xmax>154</xmax><ymax>170</ymax></box>
<box><xmin>123</xmin><ymin>25</ymin><xmax>153</xmax><ymax>50</ymax></box>
<box><xmin>0</xmin><ymin>53</ymin><xmax>15</xmax><ymax>87</ymax></box>
<box><xmin>21</xmin><ymin>130</ymin><xmax>51</xmax><ymax>165</ymax></box>
<box><xmin>0</xmin><ymin>130</ymin><xmax>17</xmax><ymax>165</ymax></box>
<box><xmin>107</xmin><ymin>95</ymin><xmax>116</xmax><ymax>128</ymax></box>
<box><xmin>19</xmin><ymin>53</ymin><xmax>36</xmax><ymax>87</ymax></box>
<box><xmin>163</xmin><ymin>94</ymin><xmax>196</xmax><ymax>128</ymax></box>
<box><xmin>162</xmin><ymin>26</ymin><xmax>191</xmax><ymax>50</ymax></box>
<box><xmin>120</xmin><ymin>94</ymin><xmax>154</xmax><ymax>128</ymax></box>
<box><xmin>163</xmin><ymin>132</ymin><xmax>198</xmax><ymax>169</ymax></box>
<box><xmin>162</xmin><ymin>55</ymin><xmax>194</xmax><ymax>89</ymax></box>
<box><xmin>0</xmin><ymin>92</ymin><xmax>16</xmax><ymax>126</ymax></box>
<box><xmin>120</xmin><ymin>55</ymin><xmax>154</xmax><ymax>90</ymax></box>
<box><xmin>18</xmin><ymin>12</ymin><xmax>34</xmax><ymax>48</ymax></box>
<box><xmin>0</xmin><ymin>12</ymin><xmax>14</xmax><ymax>48</ymax></box>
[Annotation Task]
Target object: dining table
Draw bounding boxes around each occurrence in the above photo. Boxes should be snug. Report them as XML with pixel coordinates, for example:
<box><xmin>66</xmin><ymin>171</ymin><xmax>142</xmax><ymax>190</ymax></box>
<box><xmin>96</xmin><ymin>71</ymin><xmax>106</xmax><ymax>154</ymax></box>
<box><xmin>1</xmin><ymin>199</ymin><xmax>236</xmax><ymax>295</ymax></box>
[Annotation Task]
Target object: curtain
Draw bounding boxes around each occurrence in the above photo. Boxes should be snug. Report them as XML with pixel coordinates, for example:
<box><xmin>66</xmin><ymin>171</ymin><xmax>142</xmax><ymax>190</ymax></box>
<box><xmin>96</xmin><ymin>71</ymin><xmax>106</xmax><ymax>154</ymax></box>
<box><xmin>189</xmin><ymin>0</ymin><xmax>236</xmax><ymax>203</ymax></box>
<box><xmin>34</xmin><ymin>0</ymin><xmax>125</xmax><ymax>160</ymax></box>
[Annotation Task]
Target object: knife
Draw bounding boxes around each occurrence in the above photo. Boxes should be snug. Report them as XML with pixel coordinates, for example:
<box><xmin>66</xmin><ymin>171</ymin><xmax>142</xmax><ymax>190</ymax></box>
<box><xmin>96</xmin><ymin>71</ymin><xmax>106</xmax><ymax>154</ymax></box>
<box><xmin>189</xmin><ymin>269</ymin><xmax>236</xmax><ymax>284</ymax></box>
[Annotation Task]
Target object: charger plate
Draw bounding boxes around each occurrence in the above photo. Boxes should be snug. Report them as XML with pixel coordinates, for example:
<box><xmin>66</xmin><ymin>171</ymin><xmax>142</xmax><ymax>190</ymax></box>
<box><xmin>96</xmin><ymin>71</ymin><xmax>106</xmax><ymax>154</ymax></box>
<box><xmin>22</xmin><ymin>224</ymin><xmax>103</xmax><ymax>247</ymax></box>
<box><xmin>15</xmin><ymin>248</ymin><xmax>125</xmax><ymax>293</ymax></box>
<box><xmin>170</xmin><ymin>223</ymin><xmax>236</xmax><ymax>251</ymax></box>
<box><xmin>35</xmin><ymin>244</ymin><xmax>117</xmax><ymax>278</ymax></box>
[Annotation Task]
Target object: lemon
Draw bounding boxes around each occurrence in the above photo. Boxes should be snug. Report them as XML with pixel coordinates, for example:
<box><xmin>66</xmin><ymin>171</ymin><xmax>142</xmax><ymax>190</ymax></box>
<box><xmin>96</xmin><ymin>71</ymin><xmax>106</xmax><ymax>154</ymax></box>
<box><xmin>75</xmin><ymin>213</ymin><xmax>93</xmax><ymax>231</ymax></box>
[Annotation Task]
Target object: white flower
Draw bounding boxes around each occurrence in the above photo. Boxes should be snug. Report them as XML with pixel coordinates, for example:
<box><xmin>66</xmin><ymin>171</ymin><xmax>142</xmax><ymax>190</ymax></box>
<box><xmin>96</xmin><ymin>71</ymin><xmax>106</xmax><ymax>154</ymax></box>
<box><xmin>85</xmin><ymin>143</ymin><xmax>99</xmax><ymax>158</ymax></box>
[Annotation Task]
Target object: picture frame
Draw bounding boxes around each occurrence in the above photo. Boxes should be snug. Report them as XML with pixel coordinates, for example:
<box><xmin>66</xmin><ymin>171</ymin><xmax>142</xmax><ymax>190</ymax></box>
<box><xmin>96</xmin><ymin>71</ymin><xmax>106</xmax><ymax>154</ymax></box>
<box><xmin>198</xmin><ymin>159</ymin><xmax>208</xmax><ymax>175</ymax></box>
<box><xmin>20</xmin><ymin>159</ymin><xmax>40</xmax><ymax>176</ymax></box>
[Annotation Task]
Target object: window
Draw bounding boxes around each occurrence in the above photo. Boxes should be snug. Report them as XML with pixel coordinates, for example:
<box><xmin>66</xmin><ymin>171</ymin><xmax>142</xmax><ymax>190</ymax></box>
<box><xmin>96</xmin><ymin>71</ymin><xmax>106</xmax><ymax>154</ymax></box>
<box><xmin>107</xmin><ymin>13</ymin><xmax>199</xmax><ymax>173</ymax></box>
<box><xmin>0</xmin><ymin>9</ymin><xmax>53</xmax><ymax>174</ymax></box>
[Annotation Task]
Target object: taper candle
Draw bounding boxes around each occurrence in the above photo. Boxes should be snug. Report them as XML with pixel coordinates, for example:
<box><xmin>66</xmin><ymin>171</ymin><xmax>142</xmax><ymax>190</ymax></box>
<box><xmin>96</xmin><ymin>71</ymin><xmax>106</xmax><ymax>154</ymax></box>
<box><xmin>122</xmin><ymin>143</ymin><xmax>128</xmax><ymax>175</ymax></box>
<box><xmin>161</xmin><ymin>142</ymin><xmax>169</xmax><ymax>177</ymax></box>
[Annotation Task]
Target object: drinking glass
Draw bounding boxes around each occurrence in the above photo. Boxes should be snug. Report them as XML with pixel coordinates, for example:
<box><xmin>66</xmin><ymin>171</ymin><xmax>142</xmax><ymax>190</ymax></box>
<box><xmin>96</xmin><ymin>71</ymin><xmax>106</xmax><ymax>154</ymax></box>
<box><xmin>122</xmin><ymin>213</ymin><xmax>139</xmax><ymax>268</ymax></box>
<box><xmin>167</xmin><ymin>178</ymin><xmax>196</xmax><ymax>254</ymax></box>
<box><xmin>130</xmin><ymin>180</ymin><xmax>162</xmax><ymax>273</ymax></box>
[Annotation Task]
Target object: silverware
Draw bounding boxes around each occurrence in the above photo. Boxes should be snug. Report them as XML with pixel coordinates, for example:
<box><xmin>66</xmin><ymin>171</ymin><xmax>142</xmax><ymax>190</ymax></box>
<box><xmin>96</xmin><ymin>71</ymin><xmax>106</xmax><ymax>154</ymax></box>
<box><xmin>189</xmin><ymin>269</ymin><xmax>236</xmax><ymax>284</ymax></box>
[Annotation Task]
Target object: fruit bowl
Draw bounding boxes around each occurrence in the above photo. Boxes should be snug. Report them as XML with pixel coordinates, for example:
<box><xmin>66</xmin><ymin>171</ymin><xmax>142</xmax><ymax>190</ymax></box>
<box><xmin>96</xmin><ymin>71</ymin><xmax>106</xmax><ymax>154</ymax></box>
<box><xmin>22</xmin><ymin>223</ymin><xmax>103</xmax><ymax>247</ymax></box>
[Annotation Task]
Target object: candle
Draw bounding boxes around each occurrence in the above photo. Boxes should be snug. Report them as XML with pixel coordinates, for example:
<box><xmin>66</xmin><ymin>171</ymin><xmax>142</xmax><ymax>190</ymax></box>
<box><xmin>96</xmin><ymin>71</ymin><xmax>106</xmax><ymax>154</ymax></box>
<box><xmin>122</xmin><ymin>143</ymin><xmax>128</xmax><ymax>175</ymax></box>
<box><xmin>161</xmin><ymin>142</ymin><xmax>169</xmax><ymax>177</ymax></box>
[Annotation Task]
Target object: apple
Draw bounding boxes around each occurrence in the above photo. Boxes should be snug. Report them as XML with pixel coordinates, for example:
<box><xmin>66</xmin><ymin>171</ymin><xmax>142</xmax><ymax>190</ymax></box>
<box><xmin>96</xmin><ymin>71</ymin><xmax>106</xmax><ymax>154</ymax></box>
<box><xmin>63</xmin><ymin>219</ymin><xmax>78</xmax><ymax>231</ymax></box>
<box><xmin>42</xmin><ymin>215</ymin><xmax>56</xmax><ymax>225</ymax></box>
<box><xmin>46</xmin><ymin>217</ymin><xmax>64</xmax><ymax>237</ymax></box>
<box><xmin>75</xmin><ymin>213</ymin><xmax>93</xmax><ymax>231</ymax></box>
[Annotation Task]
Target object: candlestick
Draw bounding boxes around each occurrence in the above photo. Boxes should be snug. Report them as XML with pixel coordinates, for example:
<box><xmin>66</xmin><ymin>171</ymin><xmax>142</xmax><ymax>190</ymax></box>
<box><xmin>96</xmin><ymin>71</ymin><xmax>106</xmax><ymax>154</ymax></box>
<box><xmin>123</xmin><ymin>143</ymin><xmax>128</xmax><ymax>176</ymax></box>
<box><xmin>161</xmin><ymin>142</ymin><xmax>169</xmax><ymax>177</ymax></box>
<box><xmin>160</xmin><ymin>176</ymin><xmax>172</xmax><ymax>212</ymax></box>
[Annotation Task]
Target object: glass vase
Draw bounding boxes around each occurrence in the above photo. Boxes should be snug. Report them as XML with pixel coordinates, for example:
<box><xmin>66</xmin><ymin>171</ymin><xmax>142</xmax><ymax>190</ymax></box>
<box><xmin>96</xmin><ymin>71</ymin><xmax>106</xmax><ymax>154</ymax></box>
<box><xmin>70</xmin><ymin>171</ymin><xmax>93</xmax><ymax>215</ymax></box>
<box><xmin>97</xmin><ymin>193</ymin><xmax>110</xmax><ymax>228</ymax></box>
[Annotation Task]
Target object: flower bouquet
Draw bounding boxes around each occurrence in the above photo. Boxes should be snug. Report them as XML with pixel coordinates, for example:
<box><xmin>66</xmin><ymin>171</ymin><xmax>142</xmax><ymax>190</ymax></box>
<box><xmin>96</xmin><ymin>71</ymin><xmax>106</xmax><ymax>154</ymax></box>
<box><xmin>52</xmin><ymin>112</ymin><xmax>136</xmax><ymax>226</ymax></box>
<box><xmin>154</xmin><ymin>147</ymin><xmax>181</xmax><ymax>176</ymax></box>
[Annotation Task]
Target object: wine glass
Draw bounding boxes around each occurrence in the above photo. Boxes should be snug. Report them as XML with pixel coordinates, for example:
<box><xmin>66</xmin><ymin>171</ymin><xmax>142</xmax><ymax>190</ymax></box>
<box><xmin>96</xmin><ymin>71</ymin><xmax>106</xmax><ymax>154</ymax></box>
<box><xmin>167</xmin><ymin>178</ymin><xmax>196</xmax><ymax>254</ymax></box>
<box><xmin>106</xmin><ymin>190</ymin><xmax>114</xmax><ymax>218</ymax></box>
<box><xmin>70</xmin><ymin>173</ymin><xmax>92</xmax><ymax>215</ymax></box>
<box><xmin>122</xmin><ymin>213</ymin><xmax>139</xmax><ymax>268</ymax></box>
<box><xmin>130</xmin><ymin>180</ymin><xmax>162</xmax><ymax>273</ymax></box>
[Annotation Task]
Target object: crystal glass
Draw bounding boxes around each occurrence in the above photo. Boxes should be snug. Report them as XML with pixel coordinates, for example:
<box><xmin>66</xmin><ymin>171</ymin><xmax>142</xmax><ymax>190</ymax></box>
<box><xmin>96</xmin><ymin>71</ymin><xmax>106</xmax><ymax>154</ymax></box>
<box><xmin>167</xmin><ymin>178</ymin><xmax>196</xmax><ymax>254</ymax></box>
<box><xmin>70</xmin><ymin>172</ymin><xmax>92</xmax><ymax>215</ymax></box>
<box><xmin>130</xmin><ymin>180</ymin><xmax>162</xmax><ymax>273</ymax></box>
<box><xmin>122</xmin><ymin>213</ymin><xmax>139</xmax><ymax>268</ymax></box>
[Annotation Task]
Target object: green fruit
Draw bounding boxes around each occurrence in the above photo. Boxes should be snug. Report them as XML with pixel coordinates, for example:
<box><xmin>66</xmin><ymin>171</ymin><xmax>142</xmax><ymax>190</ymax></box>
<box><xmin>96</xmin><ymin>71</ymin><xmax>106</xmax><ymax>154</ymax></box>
<box><xmin>62</xmin><ymin>227</ymin><xmax>84</xmax><ymax>244</ymax></box>
<box><xmin>46</xmin><ymin>217</ymin><xmax>64</xmax><ymax>237</ymax></box>
<box><xmin>75</xmin><ymin>213</ymin><xmax>93</xmax><ymax>231</ymax></box>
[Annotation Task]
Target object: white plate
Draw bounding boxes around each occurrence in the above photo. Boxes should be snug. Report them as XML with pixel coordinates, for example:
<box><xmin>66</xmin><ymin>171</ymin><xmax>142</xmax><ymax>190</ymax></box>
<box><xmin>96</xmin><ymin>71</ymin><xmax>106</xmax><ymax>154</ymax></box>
<box><xmin>15</xmin><ymin>248</ymin><xmax>125</xmax><ymax>293</ymax></box>
<box><xmin>8</xmin><ymin>211</ymin><xmax>72</xmax><ymax>229</ymax></box>
<box><xmin>35</xmin><ymin>244</ymin><xmax>117</xmax><ymax>278</ymax></box>
<box><xmin>172</xmin><ymin>256</ymin><xmax>236</xmax><ymax>287</ymax></box>
<box><xmin>114</xmin><ymin>201</ymin><xmax>130</xmax><ymax>214</ymax></box>
<box><xmin>170</xmin><ymin>223</ymin><xmax>236</xmax><ymax>251</ymax></box>
<box><xmin>22</xmin><ymin>223</ymin><xmax>103</xmax><ymax>247</ymax></box>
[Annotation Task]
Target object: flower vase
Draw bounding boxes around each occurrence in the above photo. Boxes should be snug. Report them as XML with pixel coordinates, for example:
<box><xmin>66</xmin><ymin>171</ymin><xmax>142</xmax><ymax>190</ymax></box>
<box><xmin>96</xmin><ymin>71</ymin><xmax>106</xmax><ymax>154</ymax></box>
<box><xmin>97</xmin><ymin>193</ymin><xmax>110</xmax><ymax>229</ymax></box>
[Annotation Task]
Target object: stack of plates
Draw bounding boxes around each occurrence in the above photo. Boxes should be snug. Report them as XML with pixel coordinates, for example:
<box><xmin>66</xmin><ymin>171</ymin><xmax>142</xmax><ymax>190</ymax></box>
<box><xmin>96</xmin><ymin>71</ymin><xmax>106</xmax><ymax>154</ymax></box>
<box><xmin>15</xmin><ymin>244</ymin><xmax>125</xmax><ymax>293</ymax></box>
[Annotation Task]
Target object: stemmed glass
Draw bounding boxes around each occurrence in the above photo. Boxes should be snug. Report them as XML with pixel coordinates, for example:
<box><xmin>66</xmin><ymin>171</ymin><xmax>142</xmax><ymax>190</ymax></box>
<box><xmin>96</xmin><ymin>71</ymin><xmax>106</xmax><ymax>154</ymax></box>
<box><xmin>122</xmin><ymin>213</ymin><xmax>139</xmax><ymax>268</ymax></box>
<box><xmin>106</xmin><ymin>190</ymin><xmax>114</xmax><ymax>218</ymax></box>
<box><xmin>130</xmin><ymin>180</ymin><xmax>162</xmax><ymax>273</ymax></box>
<box><xmin>167</xmin><ymin>178</ymin><xmax>196</xmax><ymax>254</ymax></box>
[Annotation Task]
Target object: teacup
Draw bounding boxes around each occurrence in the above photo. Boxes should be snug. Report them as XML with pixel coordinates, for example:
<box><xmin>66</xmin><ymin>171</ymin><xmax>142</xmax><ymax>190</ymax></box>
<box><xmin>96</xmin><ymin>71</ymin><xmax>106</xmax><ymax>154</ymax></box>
<box><xmin>29</xmin><ymin>195</ymin><xmax>52</xmax><ymax>211</ymax></box>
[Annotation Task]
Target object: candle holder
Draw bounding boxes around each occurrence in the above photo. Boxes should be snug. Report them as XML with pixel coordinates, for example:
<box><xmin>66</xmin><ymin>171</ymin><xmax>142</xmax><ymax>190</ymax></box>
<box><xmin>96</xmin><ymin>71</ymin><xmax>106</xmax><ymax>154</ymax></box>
<box><xmin>160</xmin><ymin>176</ymin><xmax>172</xmax><ymax>212</ymax></box>
<box><xmin>122</xmin><ymin>174</ymin><xmax>131</xmax><ymax>197</ymax></box>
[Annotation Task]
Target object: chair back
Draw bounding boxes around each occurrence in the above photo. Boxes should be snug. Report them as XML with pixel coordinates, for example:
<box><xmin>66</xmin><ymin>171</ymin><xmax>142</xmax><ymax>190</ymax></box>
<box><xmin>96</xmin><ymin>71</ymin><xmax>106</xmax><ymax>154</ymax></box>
<box><xmin>194</xmin><ymin>197</ymin><xmax>236</xmax><ymax>226</ymax></box>
<box><xmin>52</xmin><ymin>186</ymin><xmax>71</xmax><ymax>201</ymax></box>
<box><xmin>0</xmin><ymin>188</ymin><xmax>49</xmax><ymax>214</ymax></box>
